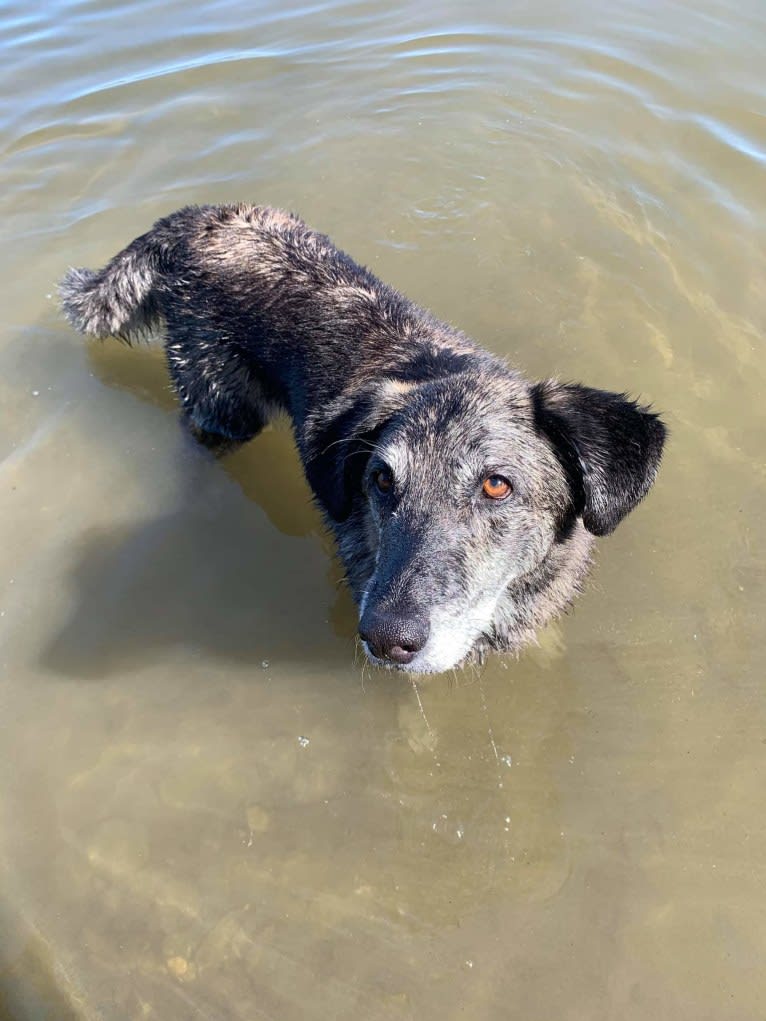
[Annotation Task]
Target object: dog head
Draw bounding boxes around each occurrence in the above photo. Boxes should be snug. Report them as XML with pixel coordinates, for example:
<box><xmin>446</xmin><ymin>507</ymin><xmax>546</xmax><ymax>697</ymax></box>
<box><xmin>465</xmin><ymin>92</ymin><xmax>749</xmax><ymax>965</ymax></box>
<box><xmin>307</xmin><ymin>368</ymin><xmax>665</xmax><ymax>674</ymax></box>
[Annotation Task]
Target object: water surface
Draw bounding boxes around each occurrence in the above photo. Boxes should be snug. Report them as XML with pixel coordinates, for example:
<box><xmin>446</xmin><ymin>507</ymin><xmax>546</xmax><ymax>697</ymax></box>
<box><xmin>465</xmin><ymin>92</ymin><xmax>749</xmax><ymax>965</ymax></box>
<box><xmin>1</xmin><ymin>0</ymin><xmax>765</xmax><ymax>1018</ymax></box>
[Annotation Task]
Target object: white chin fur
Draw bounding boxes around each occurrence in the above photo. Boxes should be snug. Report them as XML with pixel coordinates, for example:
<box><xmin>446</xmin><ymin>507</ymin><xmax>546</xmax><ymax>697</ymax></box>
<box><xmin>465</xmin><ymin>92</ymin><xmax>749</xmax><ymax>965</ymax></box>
<box><xmin>358</xmin><ymin>590</ymin><xmax>505</xmax><ymax>674</ymax></box>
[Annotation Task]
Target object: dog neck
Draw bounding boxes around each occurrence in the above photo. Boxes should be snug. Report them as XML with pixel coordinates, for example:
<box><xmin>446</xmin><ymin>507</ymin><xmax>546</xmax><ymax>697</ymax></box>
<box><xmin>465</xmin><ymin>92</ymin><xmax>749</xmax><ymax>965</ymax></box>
<box><xmin>490</xmin><ymin>522</ymin><xmax>595</xmax><ymax>652</ymax></box>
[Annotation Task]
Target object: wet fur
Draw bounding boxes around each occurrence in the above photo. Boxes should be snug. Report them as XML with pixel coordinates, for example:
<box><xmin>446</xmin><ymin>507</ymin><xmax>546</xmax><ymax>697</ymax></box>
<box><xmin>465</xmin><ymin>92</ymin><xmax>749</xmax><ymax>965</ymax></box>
<box><xmin>60</xmin><ymin>204</ymin><xmax>665</xmax><ymax>674</ymax></box>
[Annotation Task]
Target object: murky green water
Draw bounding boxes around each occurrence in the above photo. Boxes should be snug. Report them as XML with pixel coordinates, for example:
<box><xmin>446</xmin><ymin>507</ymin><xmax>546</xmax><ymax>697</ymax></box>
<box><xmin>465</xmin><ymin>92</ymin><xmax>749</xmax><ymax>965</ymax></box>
<box><xmin>1</xmin><ymin>0</ymin><xmax>765</xmax><ymax>1017</ymax></box>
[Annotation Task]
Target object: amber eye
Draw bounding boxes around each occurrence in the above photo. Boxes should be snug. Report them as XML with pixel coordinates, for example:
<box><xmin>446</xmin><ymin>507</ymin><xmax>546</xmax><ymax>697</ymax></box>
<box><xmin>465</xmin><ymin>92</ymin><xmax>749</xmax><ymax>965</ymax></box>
<box><xmin>482</xmin><ymin>475</ymin><xmax>512</xmax><ymax>500</ymax></box>
<box><xmin>372</xmin><ymin>468</ymin><xmax>393</xmax><ymax>494</ymax></box>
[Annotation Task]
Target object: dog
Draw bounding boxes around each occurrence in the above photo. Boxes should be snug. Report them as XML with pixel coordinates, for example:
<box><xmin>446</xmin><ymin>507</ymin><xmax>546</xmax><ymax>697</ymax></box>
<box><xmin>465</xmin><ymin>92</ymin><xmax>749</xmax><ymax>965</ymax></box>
<box><xmin>60</xmin><ymin>204</ymin><xmax>665</xmax><ymax>674</ymax></box>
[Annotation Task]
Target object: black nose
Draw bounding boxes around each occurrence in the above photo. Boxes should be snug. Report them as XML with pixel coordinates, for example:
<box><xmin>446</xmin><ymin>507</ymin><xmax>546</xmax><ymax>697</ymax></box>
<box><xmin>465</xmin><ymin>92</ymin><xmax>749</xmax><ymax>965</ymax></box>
<box><xmin>359</xmin><ymin>608</ymin><xmax>430</xmax><ymax>665</ymax></box>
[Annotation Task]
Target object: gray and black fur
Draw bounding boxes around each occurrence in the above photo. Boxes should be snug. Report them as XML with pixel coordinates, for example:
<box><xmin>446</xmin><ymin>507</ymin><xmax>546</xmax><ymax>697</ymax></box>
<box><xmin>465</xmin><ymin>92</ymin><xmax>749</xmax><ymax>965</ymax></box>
<box><xmin>60</xmin><ymin>204</ymin><xmax>665</xmax><ymax>674</ymax></box>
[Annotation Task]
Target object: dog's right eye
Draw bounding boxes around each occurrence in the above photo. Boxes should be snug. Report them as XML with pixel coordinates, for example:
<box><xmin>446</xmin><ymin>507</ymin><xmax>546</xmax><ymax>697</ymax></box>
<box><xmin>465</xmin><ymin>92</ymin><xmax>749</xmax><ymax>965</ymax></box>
<box><xmin>482</xmin><ymin>475</ymin><xmax>513</xmax><ymax>500</ymax></box>
<box><xmin>372</xmin><ymin>468</ymin><xmax>393</xmax><ymax>494</ymax></box>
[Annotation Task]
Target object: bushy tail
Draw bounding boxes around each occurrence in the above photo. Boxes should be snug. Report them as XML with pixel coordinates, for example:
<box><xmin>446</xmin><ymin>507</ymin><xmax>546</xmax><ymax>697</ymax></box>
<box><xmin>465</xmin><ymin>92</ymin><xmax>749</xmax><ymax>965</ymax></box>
<box><xmin>59</xmin><ymin>230</ymin><xmax>162</xmax><ymax>342</ymax></box>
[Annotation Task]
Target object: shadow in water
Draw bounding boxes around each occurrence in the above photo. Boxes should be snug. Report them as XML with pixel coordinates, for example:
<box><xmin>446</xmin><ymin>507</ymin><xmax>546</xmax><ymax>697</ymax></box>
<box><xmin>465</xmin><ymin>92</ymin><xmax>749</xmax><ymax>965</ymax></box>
<box><xmin>86</xmin><ymin>338</ymin><xmax>323</xmax><ymax>539</ymax></box>
<box><xmin>41</xmin><ymin>340</ymin><xmax>359</xmax><ymax>680</ymax></box>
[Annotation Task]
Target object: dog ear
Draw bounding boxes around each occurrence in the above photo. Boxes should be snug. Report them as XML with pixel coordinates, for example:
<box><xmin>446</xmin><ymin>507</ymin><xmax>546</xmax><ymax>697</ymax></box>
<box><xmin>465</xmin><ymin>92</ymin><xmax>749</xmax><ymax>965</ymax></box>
<box><xmin>304</xmin><ymin>386</ymin><xmax>404</xmax><ymax>522</ymax></box>
<box><xmin>531</xmin><ymin>380</ymin><xmax>666</xmax><ymax>536</ymax></box>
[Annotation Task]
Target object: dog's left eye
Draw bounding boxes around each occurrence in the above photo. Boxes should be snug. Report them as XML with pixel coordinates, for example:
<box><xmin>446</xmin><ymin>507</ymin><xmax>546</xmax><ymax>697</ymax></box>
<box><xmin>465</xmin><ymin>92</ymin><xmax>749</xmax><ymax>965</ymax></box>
<box><xmin>372</xmin><ymin>468</ymin><xmax>393</xmax><ymax>494</ymax></box>
<box><xmin>482</xmin><ymin>475</ymin><xmax>512</xmax><ymax>500</ymax></box>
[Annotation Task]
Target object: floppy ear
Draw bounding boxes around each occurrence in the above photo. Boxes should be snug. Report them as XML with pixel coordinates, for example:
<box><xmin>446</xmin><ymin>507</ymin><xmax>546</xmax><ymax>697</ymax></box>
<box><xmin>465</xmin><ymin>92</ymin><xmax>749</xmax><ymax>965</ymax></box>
<box><xmin>304</xmin><ymin>388</ymin><xmax>402</xmax><ymax>522</ymax></box>
<box><xmin>531</xmin><ymin>380</ymin><xmax>666</xmax><ymax>536</ymax></box>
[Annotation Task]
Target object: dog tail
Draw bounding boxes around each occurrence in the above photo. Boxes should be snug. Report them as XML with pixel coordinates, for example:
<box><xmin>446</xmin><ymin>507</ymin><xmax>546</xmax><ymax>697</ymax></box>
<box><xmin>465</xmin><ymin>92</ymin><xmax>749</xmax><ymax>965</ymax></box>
<box><xmin>59</xmin><ymin>230</ymin><xmax>163</xmax><ymax>342</ymax></box>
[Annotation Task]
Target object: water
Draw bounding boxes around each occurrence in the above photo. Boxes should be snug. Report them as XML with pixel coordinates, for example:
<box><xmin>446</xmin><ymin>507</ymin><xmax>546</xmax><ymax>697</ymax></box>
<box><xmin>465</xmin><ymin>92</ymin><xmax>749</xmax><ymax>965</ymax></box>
<box><xmin>1</xmin><ymin>0</ymin><xmax>765</xmax><ymax>1017</ymax></box>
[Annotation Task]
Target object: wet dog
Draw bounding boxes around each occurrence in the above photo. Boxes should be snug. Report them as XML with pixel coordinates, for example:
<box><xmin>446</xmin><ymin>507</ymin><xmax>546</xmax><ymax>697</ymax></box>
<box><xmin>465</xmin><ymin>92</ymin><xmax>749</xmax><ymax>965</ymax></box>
<box><xmin>60</xmin><ymin>204</ymin><xmax>665</xmax><ymax>673</ymax></box>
